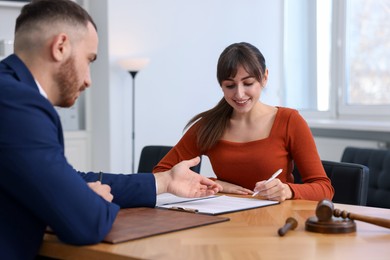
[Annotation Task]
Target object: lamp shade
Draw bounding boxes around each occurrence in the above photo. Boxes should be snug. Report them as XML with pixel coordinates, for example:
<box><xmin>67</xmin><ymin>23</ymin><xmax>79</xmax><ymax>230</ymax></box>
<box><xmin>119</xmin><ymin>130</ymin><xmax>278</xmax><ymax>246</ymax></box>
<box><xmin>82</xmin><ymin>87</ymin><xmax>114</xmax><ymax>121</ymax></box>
<box><xmin>119</xmin><ymin>58</ymin><xmax>150</xmax><ymax>72</ymax></box>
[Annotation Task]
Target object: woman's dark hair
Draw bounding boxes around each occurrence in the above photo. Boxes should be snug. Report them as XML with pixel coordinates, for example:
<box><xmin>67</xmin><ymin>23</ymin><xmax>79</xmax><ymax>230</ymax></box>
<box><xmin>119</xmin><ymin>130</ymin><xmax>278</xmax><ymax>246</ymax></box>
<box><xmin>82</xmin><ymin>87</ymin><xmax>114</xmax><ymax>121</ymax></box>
<box><xmin>186</xmin><ymin>42</ymin><xmax>267</xmax><ymax>153</ymax></box>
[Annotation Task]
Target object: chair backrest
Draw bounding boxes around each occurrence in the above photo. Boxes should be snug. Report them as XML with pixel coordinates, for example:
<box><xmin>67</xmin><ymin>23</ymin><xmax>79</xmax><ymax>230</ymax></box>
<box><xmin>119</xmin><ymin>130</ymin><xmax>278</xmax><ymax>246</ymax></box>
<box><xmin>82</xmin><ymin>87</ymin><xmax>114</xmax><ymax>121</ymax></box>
<box><xmin>341</xmin><ymin>147</ymin><xmax>390</xmax><ymax>208</ymax></box>
<box><xmin>293</xmin><ymin>160</ymin><xmax>369</xmax><ymax>206</ymax></box>
<box><xmin>137</xmin><ymin>145</ymin><xmax>202</xmax><ymax>174</ymax></box>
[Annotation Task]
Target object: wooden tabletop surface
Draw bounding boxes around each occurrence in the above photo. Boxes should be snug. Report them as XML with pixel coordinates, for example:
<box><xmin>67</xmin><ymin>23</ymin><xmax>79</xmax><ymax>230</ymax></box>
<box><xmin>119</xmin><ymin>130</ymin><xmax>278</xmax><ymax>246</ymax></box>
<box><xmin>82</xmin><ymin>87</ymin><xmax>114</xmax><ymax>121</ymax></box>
<box><xmin>39</xmin><ymin>199</ymin><xmax>390</xmax><ymax>260</ymax></box>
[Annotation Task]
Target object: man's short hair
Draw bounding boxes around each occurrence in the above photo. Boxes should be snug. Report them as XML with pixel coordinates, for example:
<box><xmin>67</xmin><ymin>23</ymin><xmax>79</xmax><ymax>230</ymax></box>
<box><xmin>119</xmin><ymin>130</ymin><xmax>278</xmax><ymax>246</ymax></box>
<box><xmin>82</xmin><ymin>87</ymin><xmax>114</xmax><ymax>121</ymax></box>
<box><xmin>15</xmin><ymin>0</ymin><xmax>96</xmax><ymax>34</ymax></box>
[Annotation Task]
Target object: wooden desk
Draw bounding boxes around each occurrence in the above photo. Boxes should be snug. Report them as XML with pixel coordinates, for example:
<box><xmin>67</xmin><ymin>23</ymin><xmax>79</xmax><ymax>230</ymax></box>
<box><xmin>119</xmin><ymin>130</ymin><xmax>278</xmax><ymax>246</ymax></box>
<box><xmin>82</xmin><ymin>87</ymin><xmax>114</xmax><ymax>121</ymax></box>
<box><xmin>39</xmin><ymin>200</ymin><xmax>390</xmax><ymax>260</ymax></box>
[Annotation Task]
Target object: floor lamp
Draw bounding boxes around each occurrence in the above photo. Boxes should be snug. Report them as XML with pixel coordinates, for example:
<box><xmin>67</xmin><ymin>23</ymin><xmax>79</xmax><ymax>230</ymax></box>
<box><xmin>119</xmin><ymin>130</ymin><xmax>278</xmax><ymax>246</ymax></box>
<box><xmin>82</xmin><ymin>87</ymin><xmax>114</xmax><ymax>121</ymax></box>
<box><xmin>120</xmin><ymin>58</ymin><xmax>149</xmax><ymax>173</ymax></box>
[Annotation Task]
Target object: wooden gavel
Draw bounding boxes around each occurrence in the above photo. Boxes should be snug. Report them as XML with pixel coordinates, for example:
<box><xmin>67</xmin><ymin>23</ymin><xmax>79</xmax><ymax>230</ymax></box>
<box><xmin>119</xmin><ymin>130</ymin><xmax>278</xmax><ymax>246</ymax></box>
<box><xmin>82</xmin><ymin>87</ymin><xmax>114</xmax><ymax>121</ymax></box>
<box><xmin>316</xmin><ymin>199</ymin><xmax>390</xmax><ymax>229</ymax></box>
<box><xmin>278</xmin><ymin>217</ymin><xmax>298</xmax><ymax>236</ymax></box>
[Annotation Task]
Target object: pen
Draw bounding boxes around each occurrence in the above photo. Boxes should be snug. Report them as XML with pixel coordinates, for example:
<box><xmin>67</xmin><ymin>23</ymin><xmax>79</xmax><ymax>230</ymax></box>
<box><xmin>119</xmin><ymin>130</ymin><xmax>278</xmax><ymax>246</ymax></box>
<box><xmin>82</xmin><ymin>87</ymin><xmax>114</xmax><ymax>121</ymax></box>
<box><xmin>169</xmin><ymin>206</ymin><xmax>199</xmax><ymax>213</ymax></box>
<box><xmin>252</xmin><ymin>169</ymin><xmax>283</xmax><ymax>197</ymax></box>
<box><xmin>98</xmin><ymin>172</ymin><xmax>103</xmax><ymax>182</ymax></box>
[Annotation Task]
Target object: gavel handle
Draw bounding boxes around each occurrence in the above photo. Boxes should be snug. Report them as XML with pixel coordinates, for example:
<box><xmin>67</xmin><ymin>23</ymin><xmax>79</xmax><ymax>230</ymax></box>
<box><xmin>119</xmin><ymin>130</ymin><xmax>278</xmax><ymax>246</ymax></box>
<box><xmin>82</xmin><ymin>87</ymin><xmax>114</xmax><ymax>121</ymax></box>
<box><xmin>334</xmin><ymin>209</ymin><xmax>390</xmax><ymax>229</ymax></box>
<box><xmin>278</xmin><ymin>221</ymin><xmax>295</xmax><ymax>236</ymax></box>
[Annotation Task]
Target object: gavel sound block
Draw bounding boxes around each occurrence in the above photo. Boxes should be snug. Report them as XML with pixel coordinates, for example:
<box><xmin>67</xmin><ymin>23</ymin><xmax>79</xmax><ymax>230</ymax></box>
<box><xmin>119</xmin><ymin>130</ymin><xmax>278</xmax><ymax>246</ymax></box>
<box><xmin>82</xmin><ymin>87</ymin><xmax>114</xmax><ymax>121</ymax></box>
<box><xmin>306</xmin><ymin>199</ymin><xmax>356</xmax><ymax>233</ymax></box>
<box><xmin>306</xmin><ymin>199</ymin><xmax>390</xmax><ymax>234</ymax></box>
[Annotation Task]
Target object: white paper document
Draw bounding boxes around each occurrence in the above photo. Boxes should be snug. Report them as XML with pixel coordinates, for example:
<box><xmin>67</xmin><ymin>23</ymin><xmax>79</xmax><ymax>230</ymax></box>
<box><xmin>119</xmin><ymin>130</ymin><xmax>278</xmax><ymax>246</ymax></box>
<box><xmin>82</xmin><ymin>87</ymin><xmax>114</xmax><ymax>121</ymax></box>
<box><xmin>156</xmin><ymin>193</ymin><xmax>217</xmax><ymax>206</ymax></box>
<box><xmin>156</xmin><ymin>193</ymin><xmax>279</xmax><ymax>215</ymax></box>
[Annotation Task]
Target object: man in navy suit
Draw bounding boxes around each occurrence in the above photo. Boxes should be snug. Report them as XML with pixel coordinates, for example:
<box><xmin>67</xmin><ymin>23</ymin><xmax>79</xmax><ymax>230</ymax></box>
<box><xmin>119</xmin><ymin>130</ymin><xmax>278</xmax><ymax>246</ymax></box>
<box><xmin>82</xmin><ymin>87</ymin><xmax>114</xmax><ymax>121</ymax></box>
<box><xmin>0</xmin><ymin>1</ymin><xmax>221</xmax><ymax>259</ymax></box>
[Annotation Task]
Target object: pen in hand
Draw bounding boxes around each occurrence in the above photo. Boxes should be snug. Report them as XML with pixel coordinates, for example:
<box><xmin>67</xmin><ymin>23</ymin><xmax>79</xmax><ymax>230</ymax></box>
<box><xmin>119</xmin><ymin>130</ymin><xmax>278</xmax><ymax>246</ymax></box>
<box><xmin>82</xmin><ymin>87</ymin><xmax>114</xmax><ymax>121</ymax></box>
<box><xmin>98</xmin><ymin>172</ymin><xmax>103</xmax><ymax>183</ymax></box>
<box><xmin>252</xmin><ymin>169</ymin><xmax>283</xmax><ymax>197</ymax></box>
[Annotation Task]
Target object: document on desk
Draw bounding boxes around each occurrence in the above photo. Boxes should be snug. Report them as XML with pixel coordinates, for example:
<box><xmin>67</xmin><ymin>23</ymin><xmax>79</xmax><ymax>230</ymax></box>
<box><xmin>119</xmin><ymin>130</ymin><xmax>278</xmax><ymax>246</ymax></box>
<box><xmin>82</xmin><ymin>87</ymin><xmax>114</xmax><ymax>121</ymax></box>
<box><xmin>157</xmin><ymin>193</ymin><xmax>279</xmax><ymax>215</ymax></box>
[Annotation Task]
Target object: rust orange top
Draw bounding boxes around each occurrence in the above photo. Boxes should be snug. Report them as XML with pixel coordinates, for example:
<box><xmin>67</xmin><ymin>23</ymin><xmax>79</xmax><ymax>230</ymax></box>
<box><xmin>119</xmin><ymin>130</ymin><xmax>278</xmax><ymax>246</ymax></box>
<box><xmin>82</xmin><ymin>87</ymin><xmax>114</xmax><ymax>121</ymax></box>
<box><xmin>153</xmin><ymin>107</ymin><xmax>334</xmax><ymax>201</ymax></box>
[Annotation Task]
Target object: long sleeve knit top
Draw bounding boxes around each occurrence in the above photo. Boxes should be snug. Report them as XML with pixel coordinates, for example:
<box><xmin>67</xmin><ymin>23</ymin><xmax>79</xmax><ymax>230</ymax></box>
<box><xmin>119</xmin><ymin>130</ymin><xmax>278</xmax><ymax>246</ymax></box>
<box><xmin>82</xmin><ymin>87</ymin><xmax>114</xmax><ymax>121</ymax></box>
<box><xmin>154</xmin><ymin>107</ymin><xmax>334</xmax><ymax>201</ymax></box>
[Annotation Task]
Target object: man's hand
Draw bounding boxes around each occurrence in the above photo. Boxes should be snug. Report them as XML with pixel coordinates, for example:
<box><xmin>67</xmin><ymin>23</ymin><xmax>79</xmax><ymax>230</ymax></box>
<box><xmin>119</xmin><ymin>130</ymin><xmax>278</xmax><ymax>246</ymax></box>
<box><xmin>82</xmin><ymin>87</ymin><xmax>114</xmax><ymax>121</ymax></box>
<box><xmin>87</xmin><ymin>181</ymin><xmax>114</xmax><ymax>202</ymax></box>
<box><xmin>155</xmin><ymin>157</ymin><xmax>222</xmax><ymax>197</ymax></box>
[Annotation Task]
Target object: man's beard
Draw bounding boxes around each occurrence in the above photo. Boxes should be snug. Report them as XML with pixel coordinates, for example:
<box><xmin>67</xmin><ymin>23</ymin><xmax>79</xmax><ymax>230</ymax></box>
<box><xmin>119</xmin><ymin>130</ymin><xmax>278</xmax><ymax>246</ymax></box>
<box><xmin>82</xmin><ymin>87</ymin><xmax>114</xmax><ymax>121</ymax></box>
<box><xmin>56</xmin><ymin>55</ymin><xmax>80</xmax><ymax>108</ymax></box>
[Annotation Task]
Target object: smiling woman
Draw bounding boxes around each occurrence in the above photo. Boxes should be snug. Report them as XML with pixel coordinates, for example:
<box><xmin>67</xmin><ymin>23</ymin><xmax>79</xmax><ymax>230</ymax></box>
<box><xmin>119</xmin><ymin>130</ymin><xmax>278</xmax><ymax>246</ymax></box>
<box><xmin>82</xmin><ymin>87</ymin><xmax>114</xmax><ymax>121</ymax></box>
<box><xmin>153</xmin><ymin>42</ymin><xmax>334</xmax><ymax>203</ymax></box>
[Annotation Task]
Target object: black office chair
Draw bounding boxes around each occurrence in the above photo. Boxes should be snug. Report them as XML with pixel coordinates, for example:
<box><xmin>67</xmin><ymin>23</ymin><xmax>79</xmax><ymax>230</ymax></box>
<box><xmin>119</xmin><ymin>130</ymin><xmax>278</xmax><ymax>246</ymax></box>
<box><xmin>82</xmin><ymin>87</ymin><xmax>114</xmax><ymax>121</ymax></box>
<box><xmin>293</xmin><ymin>160</ymin><xmax>369</xmax><ymax>206</ymax></box>
<box><xmin>137</xmin><ymin>145</ymin><xmax>202</xmax><ymax>173</ymax></box>
<box><xmin>341</xmin><ymin>147</ymin><xmax>390</xmax><ymax>209</ymax></box>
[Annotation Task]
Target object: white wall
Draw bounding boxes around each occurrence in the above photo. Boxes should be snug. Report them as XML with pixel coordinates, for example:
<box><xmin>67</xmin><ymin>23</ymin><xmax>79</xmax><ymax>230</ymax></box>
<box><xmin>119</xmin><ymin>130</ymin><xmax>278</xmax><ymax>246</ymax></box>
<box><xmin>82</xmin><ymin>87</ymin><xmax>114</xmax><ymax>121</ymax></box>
<box><xmin>88</xmin><ymin>0</ymin><xmax>284</xmax><ymax>174</ymax></box>
<box><xmin>0</xmin><ymin>0</ymin><xmax>283</xmax><ymax>174</ymax></box>
<box><xmin>0</xmin><ymin>3</ymin><xmax>19</xmax><ymax>41</ymax></box>
<box><xmin>2</xmin><ymin>1</ymin><xmax>385</xmax><ymax>175</ymax></box>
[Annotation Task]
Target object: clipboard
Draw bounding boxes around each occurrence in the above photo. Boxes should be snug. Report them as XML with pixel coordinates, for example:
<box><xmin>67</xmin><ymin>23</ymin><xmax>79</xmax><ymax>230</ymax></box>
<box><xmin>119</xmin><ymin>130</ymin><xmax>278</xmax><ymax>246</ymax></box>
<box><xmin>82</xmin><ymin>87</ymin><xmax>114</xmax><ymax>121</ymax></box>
<box><xmin>157</xmin><ymin>195</ymin><xmax>279</xmax><ymax>215</ymax></box>
<box><xmin>103</xmin><ymin>207</ymin><xmax>229</xmax><ymax>244</ymax></box>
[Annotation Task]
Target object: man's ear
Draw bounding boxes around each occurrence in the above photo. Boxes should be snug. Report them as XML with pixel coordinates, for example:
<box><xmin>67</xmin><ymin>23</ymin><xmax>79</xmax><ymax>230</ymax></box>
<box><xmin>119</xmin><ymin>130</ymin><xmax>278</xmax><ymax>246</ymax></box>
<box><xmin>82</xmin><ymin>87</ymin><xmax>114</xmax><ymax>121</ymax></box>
<box><xmin>51</xmin><ymin>33</ymin><xmax>70</xmax><ymax>62</ymax></box>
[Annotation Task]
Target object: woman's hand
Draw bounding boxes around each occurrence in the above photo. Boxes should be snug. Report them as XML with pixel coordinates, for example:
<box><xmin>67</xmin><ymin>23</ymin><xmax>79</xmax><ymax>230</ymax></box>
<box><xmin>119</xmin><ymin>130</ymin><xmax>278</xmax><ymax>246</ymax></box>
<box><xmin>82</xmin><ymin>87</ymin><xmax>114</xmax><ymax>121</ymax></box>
<box><xmin>215</xmin><ymin>180</ymin><xmax>254</xmax><ymax>195</ymax></box>
<box><xmin>252</xmin><ymin>179</ymin><xmax>292</xmax><ymax>201</ymax></box>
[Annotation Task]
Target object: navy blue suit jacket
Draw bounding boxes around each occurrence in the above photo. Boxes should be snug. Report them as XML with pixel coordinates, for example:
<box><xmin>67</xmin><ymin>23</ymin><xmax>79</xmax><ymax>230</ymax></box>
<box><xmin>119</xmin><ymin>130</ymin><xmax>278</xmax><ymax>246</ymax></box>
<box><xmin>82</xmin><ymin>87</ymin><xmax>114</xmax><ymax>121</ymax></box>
<box><xmin>0</xmin><ymin>55</ymin><xmax>157</xmax><ymax>259</ymax></box>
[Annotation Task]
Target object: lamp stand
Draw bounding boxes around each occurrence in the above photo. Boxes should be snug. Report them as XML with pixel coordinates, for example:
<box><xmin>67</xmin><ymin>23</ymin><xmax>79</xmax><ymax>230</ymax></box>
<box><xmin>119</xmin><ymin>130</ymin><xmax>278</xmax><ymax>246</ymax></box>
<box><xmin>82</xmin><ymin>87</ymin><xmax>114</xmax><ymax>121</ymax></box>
<box><xmin>129</xmin><ymin>71</ymin><xmax>138</xmax><ymax>173</ymax></box>
<box><xmin>120</xmin><ymin>58</ymin><xmax>149</xmax><ymax>173</ymax></box>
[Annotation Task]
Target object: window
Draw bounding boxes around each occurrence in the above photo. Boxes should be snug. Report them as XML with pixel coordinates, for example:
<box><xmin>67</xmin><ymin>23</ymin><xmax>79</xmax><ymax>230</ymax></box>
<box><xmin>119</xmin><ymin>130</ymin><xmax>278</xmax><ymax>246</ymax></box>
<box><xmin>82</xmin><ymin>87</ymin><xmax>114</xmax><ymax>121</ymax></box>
<box><xmin>340</xmin><ymin>0</ymin><xmax>390</xmax><ymax>116</ymax></box>
<box><xmin>283</xmin><ymin>0</ymin><xmax>390</xmax><ymax>120</ymax></box>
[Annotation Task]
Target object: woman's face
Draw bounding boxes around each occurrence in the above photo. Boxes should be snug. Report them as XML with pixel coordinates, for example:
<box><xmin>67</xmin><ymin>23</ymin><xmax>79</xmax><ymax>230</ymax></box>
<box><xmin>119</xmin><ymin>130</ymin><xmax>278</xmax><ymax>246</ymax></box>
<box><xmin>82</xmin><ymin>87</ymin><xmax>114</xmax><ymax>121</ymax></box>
<box><xmin>221</xmin><ymin>65</ymin><xmax>267</xmax><ymax>114</ymax></box>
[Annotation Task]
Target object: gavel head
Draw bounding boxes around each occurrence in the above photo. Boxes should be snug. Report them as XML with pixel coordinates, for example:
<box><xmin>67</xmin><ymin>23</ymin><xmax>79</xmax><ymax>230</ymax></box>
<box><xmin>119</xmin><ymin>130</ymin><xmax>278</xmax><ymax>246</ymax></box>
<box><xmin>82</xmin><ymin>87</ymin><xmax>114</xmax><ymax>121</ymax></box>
<box><xmin>315</xmin><ymin>199</ymin><xmax>334</xmax><ymax>222</ymax></box>
<box><xmin>285</xmin><ymin>217</ymin><xmax>298</xmax><ymax>229</ymax></box>
<box><xmin>306</xmin><ymin>199</ymin><xmax>356</xmax><ymax>233</ymax></box>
